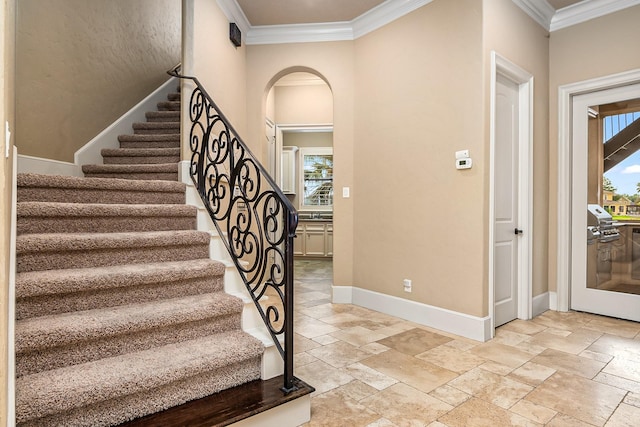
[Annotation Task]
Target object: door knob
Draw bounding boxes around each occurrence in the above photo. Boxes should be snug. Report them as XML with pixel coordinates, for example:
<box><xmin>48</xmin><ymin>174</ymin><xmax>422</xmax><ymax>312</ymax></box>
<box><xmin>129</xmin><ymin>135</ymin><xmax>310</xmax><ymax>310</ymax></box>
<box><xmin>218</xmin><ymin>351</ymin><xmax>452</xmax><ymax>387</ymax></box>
<box><xmin>514</xmin><ymin>228</ymin><xmax>523</xmax><ymax>235</ymax></box>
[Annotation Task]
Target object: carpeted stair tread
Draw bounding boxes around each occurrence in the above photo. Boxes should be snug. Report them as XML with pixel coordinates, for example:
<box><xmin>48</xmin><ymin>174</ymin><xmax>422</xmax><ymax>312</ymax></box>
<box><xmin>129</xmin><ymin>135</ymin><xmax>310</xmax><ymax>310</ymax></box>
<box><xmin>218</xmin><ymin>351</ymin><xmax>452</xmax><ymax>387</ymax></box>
<box><xmin>16</xmin><ymin>230</ymin><xmax>210</xmax><ymax>272</ymax></box>
<box><xmin>132</xmin><ymin>122</ymin><xmax>180</xmax><ymax>135</ymax></box>
<box><xmin>145</xmin><ymin>111</ymin><xmax>180</xmax><ymax>122</ymax></box>
<box><xmin>16</xmin><ymin>259</ymin><xmax>224</xmax><ymax>299</ymax></box>
<box><xmin>18</xmin><ymin>172</ymin><xmax>184</xmax><ymax>192</ymax></box>
<box><xmin>16</xmin><ymin>330</ymin><xmax>264</xmax><ymax>425</ymax></box>
<box><xmin>101</xmin><ymin>148</ymin><xmax>180</xmax><ymax>165</ymax></box>
<box><xmin>17</xmin><ymin>201</ymin><xmax>196</xmax><ymax>234</ymax></box>
<box><xmin>82</xmin><ymin>163</ymin><xmax>179</xmax><ymax>181</ymax></box>
<box><xmin>16</xmin><ymin>293</ymin><xmax>245</xmax><ymax>376</ymax></box>
<box><xmin>17</xmin><ymin>173</ymin><xmax>185</xmax><ymax>204</ymax></box>
<box><xmin>17</xmin><ymin>293</ymin><xmax>243</xmax><ymax>352</ymax></box>
<box><xmin>82</xmin><ymin>163</ymin><xmax>178</xmax><ymax>174</ymax></box>
<box><xmin>101</xmin><ymin>148</ymin><xmax>180</xmax><ymax>157</ymax></box>
<box><xmin>118</xmin><ymin>134</ymin><xmax>180</xmax><ymax>143</ymax></box>
<box><xmin>167</xmin><ymin>92</ymin><xmax>180</xmax><ymax>101</ymax></box>
<box><xmin>17</xmin><ymin>229</ymin><xmax>209</xmax><ymax>252</ymax></box>
<box><xmin>15</xmin><ymin>259</ymin><xmax>225</xmax><ymax>319</ymax></box>
<box><xmin>118</xmin><ymin>134</ymin><xmax>180</xmax><ymax>149</ymax></box>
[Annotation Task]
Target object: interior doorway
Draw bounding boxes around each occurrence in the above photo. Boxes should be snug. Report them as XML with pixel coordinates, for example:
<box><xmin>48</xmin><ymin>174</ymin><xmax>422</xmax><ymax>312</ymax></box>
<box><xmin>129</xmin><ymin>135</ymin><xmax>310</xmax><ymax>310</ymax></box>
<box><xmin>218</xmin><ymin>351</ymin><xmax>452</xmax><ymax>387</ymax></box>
<box><xmin>489</xmin><ymin>52</ymin><xmax>534</xmax><ymax>335</ymax></box>
<box><xmin>264</xmin><ymin>70</ymin><xmax>335</xmax><ymax>270</ymax></box>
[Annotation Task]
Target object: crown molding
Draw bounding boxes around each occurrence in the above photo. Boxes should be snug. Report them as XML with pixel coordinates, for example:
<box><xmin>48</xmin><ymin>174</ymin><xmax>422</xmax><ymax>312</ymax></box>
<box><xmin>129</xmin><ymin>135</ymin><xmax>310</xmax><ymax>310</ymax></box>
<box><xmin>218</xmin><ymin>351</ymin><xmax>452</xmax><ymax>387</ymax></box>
<box><xmin>246</xmin><ymin>22</ymin><xmax>353</xmax><ymax>45</ymax></box>
<box><xmin>219</xmin><ymin>0</ymin><xmax>433</xmax><ymax>45</ymax></box>
<box><xmin>352</xmin><ymin>0</ymin><xmax>434</xmax><ymax>39</ymax></box>
<box><xmin>511</xmin><ymin>0</ymin><xmax>555</xmax><ymax>30</ymax></box>
<box><xmin>550</xmin><ymin>0</ymin><xmax>640</xmax><ymax>31</ymax></box>
<box><xmin>216</xmin><ymin>0</ymin><xmax>251</xmax><ymax>35</ymax></box>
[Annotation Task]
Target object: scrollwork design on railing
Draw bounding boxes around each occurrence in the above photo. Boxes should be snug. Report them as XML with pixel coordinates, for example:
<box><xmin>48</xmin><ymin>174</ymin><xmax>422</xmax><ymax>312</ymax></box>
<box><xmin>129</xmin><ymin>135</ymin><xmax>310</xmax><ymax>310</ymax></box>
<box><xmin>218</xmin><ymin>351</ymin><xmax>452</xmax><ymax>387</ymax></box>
<box><xmin>169</xmin><ymin>65</ymin><xmax>298</xmax><ymax>392</ymax></box>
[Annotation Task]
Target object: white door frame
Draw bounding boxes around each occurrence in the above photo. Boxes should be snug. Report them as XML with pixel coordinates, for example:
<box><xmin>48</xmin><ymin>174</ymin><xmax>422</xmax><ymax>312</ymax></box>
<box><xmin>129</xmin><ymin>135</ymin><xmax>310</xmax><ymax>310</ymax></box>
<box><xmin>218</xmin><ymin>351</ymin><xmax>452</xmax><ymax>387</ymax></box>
<box><xmin>489</xmin><ymin>52</ymin><xmax>534</xmax><ymax>336</ymax></box>
<box><xmin>557</xmin><ymin>68</ymin><xmax>640</xmax><ymax>311</ymax></box>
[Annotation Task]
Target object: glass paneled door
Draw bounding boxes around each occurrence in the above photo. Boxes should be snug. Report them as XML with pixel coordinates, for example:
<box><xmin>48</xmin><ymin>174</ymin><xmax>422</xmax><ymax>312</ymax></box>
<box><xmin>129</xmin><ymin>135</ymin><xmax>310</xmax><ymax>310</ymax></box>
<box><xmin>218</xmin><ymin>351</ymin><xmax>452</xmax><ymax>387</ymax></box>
<box><xmin>571</xmin><ymin>85</ymin><xmax>640</xmax><ymax>322</ymax></box>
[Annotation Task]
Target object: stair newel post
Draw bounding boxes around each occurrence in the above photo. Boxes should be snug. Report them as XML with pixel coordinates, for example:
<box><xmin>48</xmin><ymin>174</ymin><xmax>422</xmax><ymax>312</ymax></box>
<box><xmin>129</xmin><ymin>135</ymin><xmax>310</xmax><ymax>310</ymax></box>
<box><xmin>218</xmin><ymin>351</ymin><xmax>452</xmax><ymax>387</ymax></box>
<box><xmin>282</xmin><ymin>208</ymin><xmax>299</xmax><ymax>393</ymax></box>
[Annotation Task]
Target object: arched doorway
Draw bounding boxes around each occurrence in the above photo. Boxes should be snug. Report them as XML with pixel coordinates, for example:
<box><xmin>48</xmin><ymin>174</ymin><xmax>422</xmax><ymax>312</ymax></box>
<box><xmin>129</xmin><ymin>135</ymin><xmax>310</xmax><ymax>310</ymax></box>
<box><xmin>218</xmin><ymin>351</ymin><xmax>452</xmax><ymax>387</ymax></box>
<box><xmin>263</xmin><ymin>69</ymin><xmax>335</xmax><ymax>287</ymax></box>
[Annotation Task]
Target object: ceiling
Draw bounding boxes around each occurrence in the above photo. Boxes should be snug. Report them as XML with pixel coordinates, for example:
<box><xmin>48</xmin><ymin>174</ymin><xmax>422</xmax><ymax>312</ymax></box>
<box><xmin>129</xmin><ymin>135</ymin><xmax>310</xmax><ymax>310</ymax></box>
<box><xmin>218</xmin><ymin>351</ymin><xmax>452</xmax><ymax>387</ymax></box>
<box><xmin>236</xmin><ymin>0</ymin><xmax>583</xmax><ymax>26</ymax></box>
<box><xmin>236</xmin><ymin>0</ymin><xmax>387</xmax><ymax>26</ymax></box>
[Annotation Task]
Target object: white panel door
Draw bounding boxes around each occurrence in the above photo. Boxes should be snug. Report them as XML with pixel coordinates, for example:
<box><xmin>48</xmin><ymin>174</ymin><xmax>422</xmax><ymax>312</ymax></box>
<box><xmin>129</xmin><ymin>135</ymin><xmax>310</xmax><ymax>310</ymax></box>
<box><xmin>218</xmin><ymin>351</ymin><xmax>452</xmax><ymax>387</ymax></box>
<box><xmin>494</xmin><ymin>74</ymin><xmax>520</xmax><ymax>327</ymax></box>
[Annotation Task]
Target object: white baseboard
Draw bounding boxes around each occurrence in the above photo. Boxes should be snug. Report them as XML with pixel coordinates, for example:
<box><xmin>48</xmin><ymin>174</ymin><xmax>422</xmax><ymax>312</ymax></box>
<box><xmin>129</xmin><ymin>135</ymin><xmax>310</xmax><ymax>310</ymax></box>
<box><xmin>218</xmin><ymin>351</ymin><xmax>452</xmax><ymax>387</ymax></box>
<box><xmin>532</xmin><ymin>292</ymin><xmax>550</xmax><ymax>317</ymax></box>
<box><xmin>17</xmin><ymin>154</ymin><xmax>80</xmax><ymax>176</ymax></box>
<box><xmin>332</xmin><ymin>286</ymin><xmax>491</xmax><ymax>342</ymax></box>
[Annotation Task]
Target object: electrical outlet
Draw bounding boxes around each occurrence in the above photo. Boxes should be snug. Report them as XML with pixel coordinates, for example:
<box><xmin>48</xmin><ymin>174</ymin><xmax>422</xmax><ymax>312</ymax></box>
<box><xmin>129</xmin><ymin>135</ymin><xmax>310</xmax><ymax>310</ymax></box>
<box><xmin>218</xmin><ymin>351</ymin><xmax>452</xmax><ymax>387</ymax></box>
<box><xmin>403</xmin><ymin>279</ymin><xmax>412</xmax><ymax>293</ymax></box>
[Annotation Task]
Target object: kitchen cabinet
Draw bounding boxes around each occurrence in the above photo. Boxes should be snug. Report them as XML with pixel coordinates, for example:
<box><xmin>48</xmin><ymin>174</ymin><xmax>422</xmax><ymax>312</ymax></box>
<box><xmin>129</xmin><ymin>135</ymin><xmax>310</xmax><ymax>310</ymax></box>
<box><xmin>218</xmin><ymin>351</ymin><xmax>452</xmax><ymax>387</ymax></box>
<box><xmin>280</xmin><ymin>146</ymin><xmax>298</xmax><ymax>194</ymax></box>
<box><xmin>294</xmin><ymin>221</ymin><xmax>333</xmax><ymax>258</ymax></box>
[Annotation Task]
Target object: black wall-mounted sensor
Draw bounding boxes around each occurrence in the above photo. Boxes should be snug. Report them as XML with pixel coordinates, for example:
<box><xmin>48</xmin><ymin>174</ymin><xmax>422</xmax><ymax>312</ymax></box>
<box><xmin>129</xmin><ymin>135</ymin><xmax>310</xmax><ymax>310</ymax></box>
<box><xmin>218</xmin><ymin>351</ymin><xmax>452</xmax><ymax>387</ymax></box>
<box><xmin>230</xmin><ymin>23</ymin><xmax>241</xmax><ymax>47</ymax></box>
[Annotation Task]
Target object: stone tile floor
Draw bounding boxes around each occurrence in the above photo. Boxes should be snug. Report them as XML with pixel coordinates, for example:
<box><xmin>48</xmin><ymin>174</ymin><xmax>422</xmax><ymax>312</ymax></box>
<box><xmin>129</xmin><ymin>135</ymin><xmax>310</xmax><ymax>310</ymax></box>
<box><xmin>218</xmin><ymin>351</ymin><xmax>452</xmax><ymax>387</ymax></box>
<box><xmin>293</xmin><ymin>259</ymin><xmax>640</xmax><ymax>426</ymax></box>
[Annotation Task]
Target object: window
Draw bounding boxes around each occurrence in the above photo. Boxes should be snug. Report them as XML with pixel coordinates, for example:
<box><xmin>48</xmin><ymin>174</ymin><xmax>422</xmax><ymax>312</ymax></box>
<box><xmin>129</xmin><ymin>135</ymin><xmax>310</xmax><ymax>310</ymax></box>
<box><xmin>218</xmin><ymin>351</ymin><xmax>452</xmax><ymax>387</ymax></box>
<box><xmin>299</xmin><ymin>147</ymin><xmax>333</xmax><ymax>210</ymax></box>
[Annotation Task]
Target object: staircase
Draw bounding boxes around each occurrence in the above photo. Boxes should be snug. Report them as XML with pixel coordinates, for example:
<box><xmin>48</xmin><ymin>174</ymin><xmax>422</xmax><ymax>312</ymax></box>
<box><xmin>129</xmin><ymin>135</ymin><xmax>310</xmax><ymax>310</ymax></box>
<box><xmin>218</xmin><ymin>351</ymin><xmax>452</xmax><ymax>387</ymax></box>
<box><xmin>14</xmin><ymin>89</ymin><xmax>267</xmax><ymax>426</ymax></box>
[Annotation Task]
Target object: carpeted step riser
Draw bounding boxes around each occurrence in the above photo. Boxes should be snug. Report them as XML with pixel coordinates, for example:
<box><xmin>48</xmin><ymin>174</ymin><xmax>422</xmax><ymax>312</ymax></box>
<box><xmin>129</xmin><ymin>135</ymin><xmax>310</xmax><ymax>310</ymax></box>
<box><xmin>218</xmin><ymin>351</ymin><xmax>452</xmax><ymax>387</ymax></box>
<box><xmin>157</xmin><ymin>101</ymin><xmax>180</xmax><ymax>111</ymax></box>
<box><xmin>16</xmin><ymin>331</ymin><xmax>264</xmax><ymax>426</ymax></box>
<box><xmin>18</xmin><ymin>358</ymin><xmax>262</xmax><ymax>427</ymax></box>
<box><xmin>83</xmin><ymin>172</ymin><xmax>179</xmax><ymax>181</ymax></box>
<box><xmin>18</xmin><ymin>312</ymin><xmax>242</xmax><ymax>377</ymax></box>
<box><xmin>17</xmin><ymin>215</ymin><xmax>196</xmax><ymax>235</ymax></box>
<box><xmin>146</xmin><ymin>111</ymin><xmax>180</xmax><ymax>122</ymax></box>
<box><xmin>17</xmin><ymin>273</ymin><xmax>223</xmax><ymax>320</ymax></box>
<box><xmin>118</xmin><ymin>134</ymin><xmax>180</xmax><ymax>143</ymax></box>
<box><xmin>119</xmin><ymin>140</ymin><xmax>180</xmax><ymax>149</ymax></box>
<box><xmin>133</xmin><ymin>128</ymin><xmax>180</xmax><ymax>135</ymax></box>
<box><xmin>17</xmin><ymin>243</ymin><xmax>210</xmax><ymax>273</ymax></box>
<box><xmin>18</xmin><ymin>188</ymin><xmax>184</xmax><ymax>205</ymax></box>
<box><xmin>103</xmin><ymin>155</ymin><xmax>181</xmax><ymax>165</ymax></box>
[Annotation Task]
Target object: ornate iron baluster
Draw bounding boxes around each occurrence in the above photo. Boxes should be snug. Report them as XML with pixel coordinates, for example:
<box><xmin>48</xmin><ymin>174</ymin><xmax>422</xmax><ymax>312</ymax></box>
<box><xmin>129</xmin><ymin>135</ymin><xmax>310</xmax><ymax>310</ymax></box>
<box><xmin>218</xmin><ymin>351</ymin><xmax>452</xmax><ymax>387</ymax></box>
<box><xmin>168</xmin><ymin>65</ymin><xmax>298</xmax><ymax>393</ymax></box>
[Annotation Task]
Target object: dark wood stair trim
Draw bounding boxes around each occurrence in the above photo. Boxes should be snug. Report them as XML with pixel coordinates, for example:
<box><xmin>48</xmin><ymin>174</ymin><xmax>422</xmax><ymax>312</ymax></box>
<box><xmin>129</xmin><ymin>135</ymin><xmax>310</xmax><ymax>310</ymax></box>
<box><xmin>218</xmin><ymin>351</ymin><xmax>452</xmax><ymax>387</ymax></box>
<box><xmin>118</xmin><ymin>375</ymin><xmax>314</xmax><ymax>427</ymax></box>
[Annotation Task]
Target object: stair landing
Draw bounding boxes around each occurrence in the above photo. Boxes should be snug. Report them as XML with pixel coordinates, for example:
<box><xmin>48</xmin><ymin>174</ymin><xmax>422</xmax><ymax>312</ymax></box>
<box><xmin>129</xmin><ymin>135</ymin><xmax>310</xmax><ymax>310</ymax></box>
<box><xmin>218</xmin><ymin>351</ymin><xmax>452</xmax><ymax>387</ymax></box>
<box><xmin>118</xmin><ymin>375</ymin><xmax>314</xmax><ymax>427</ymax></box>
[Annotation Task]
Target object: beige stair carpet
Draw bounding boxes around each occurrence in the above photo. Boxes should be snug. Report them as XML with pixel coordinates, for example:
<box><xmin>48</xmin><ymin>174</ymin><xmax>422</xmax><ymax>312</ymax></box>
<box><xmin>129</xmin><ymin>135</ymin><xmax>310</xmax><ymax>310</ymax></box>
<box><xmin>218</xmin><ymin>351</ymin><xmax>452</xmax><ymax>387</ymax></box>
<box><xmin>14</xmin><ymin>88</ymin><xmax>264</xmax><ymax>426</ymax></box>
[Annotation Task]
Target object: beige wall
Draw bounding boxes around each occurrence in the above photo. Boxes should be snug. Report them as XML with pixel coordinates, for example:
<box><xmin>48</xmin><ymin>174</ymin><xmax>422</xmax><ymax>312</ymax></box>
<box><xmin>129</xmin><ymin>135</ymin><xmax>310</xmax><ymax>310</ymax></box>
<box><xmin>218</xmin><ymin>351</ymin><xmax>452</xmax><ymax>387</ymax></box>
<box><xmin>16</xmin><ymin>0</ymin><xmax>181</xmax><ymax>162</ymax></box>
<box><xmin>246</xmin><ymin>41</ymin><xmax>356</xmax><ymax>287</ymax></box>
<box><xmin>483</xmin><ymin>0</ymin><xmax>550</xmax><ymax>307</ymax></box>
<box><xmin>189</xmin><ymin>0</ymin><xmax>247</xmax><ymax>140</ymax></box>
<box><xmin>548</xmin><ymin>5</ymin><xmax>640</xmax><ymax>292</ymax></box>
<box><xmin>283</xmin><ymin>132</ymin><xmax>333</xmax><ymax>148</ymax></box>
<box><xmin>352</xmin><ymin>0</ymin><xmax>485</xmax><ymax>317</ymax></box>
<box><xmin>274</xmin><ymin>84</ymin><xmax>333</xmax><ymax>124</ymax></box>
<box><xmin>1</xmin><ymin>0</ymin><xmax>16</xmax><ymax>423</ymax></box>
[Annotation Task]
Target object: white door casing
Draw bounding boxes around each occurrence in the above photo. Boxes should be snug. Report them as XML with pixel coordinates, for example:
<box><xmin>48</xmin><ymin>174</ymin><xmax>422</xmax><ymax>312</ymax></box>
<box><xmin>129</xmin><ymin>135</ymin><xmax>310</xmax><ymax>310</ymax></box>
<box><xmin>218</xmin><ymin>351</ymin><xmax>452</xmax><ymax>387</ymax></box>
<box><xmin>570</xmin><ymin>83</ymin><xmax>640</xmax><ymax>322</ymax></box>
<box><xmin>557</xmin><ymin>69</ymin><xmax>640</xmax><ymax>312</ymax></box>
<box><xmin>489</xmin><ymin>52</ymin><xmax>533</xmax><ymax>336</ymax></box>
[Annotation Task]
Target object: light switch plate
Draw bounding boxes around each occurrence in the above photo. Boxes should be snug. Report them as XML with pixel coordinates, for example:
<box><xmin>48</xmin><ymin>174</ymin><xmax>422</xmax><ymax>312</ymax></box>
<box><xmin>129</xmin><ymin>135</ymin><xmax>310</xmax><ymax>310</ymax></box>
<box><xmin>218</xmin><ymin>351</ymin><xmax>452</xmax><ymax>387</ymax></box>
<box><xmin>342</xmin><ymin>187</ymin><xmax>350</xmax><ymax>198</ymax></box>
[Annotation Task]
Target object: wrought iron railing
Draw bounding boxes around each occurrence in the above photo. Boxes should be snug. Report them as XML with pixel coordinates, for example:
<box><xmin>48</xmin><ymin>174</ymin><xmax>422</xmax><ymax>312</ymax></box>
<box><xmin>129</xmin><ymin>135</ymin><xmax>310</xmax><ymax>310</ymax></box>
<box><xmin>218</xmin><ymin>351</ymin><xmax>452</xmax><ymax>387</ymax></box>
<box><xmin>168</xmin><ymin>65</ymin><xmax>299</xmax><ymax>392</ymax></box>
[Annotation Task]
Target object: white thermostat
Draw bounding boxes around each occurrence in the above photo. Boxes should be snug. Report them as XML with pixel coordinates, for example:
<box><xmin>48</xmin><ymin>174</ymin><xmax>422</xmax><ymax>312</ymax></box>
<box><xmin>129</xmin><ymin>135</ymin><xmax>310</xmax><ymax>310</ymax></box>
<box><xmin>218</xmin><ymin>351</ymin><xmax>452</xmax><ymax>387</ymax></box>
<box><xmin>455</xmin><ymin>149</ymin><xmax>472</xmax><ymax>170</ymax></box>
<box><xmin>456</xmin><ymin>158</ymin><xmax>473</xmax><ymax>169</ymax></box>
